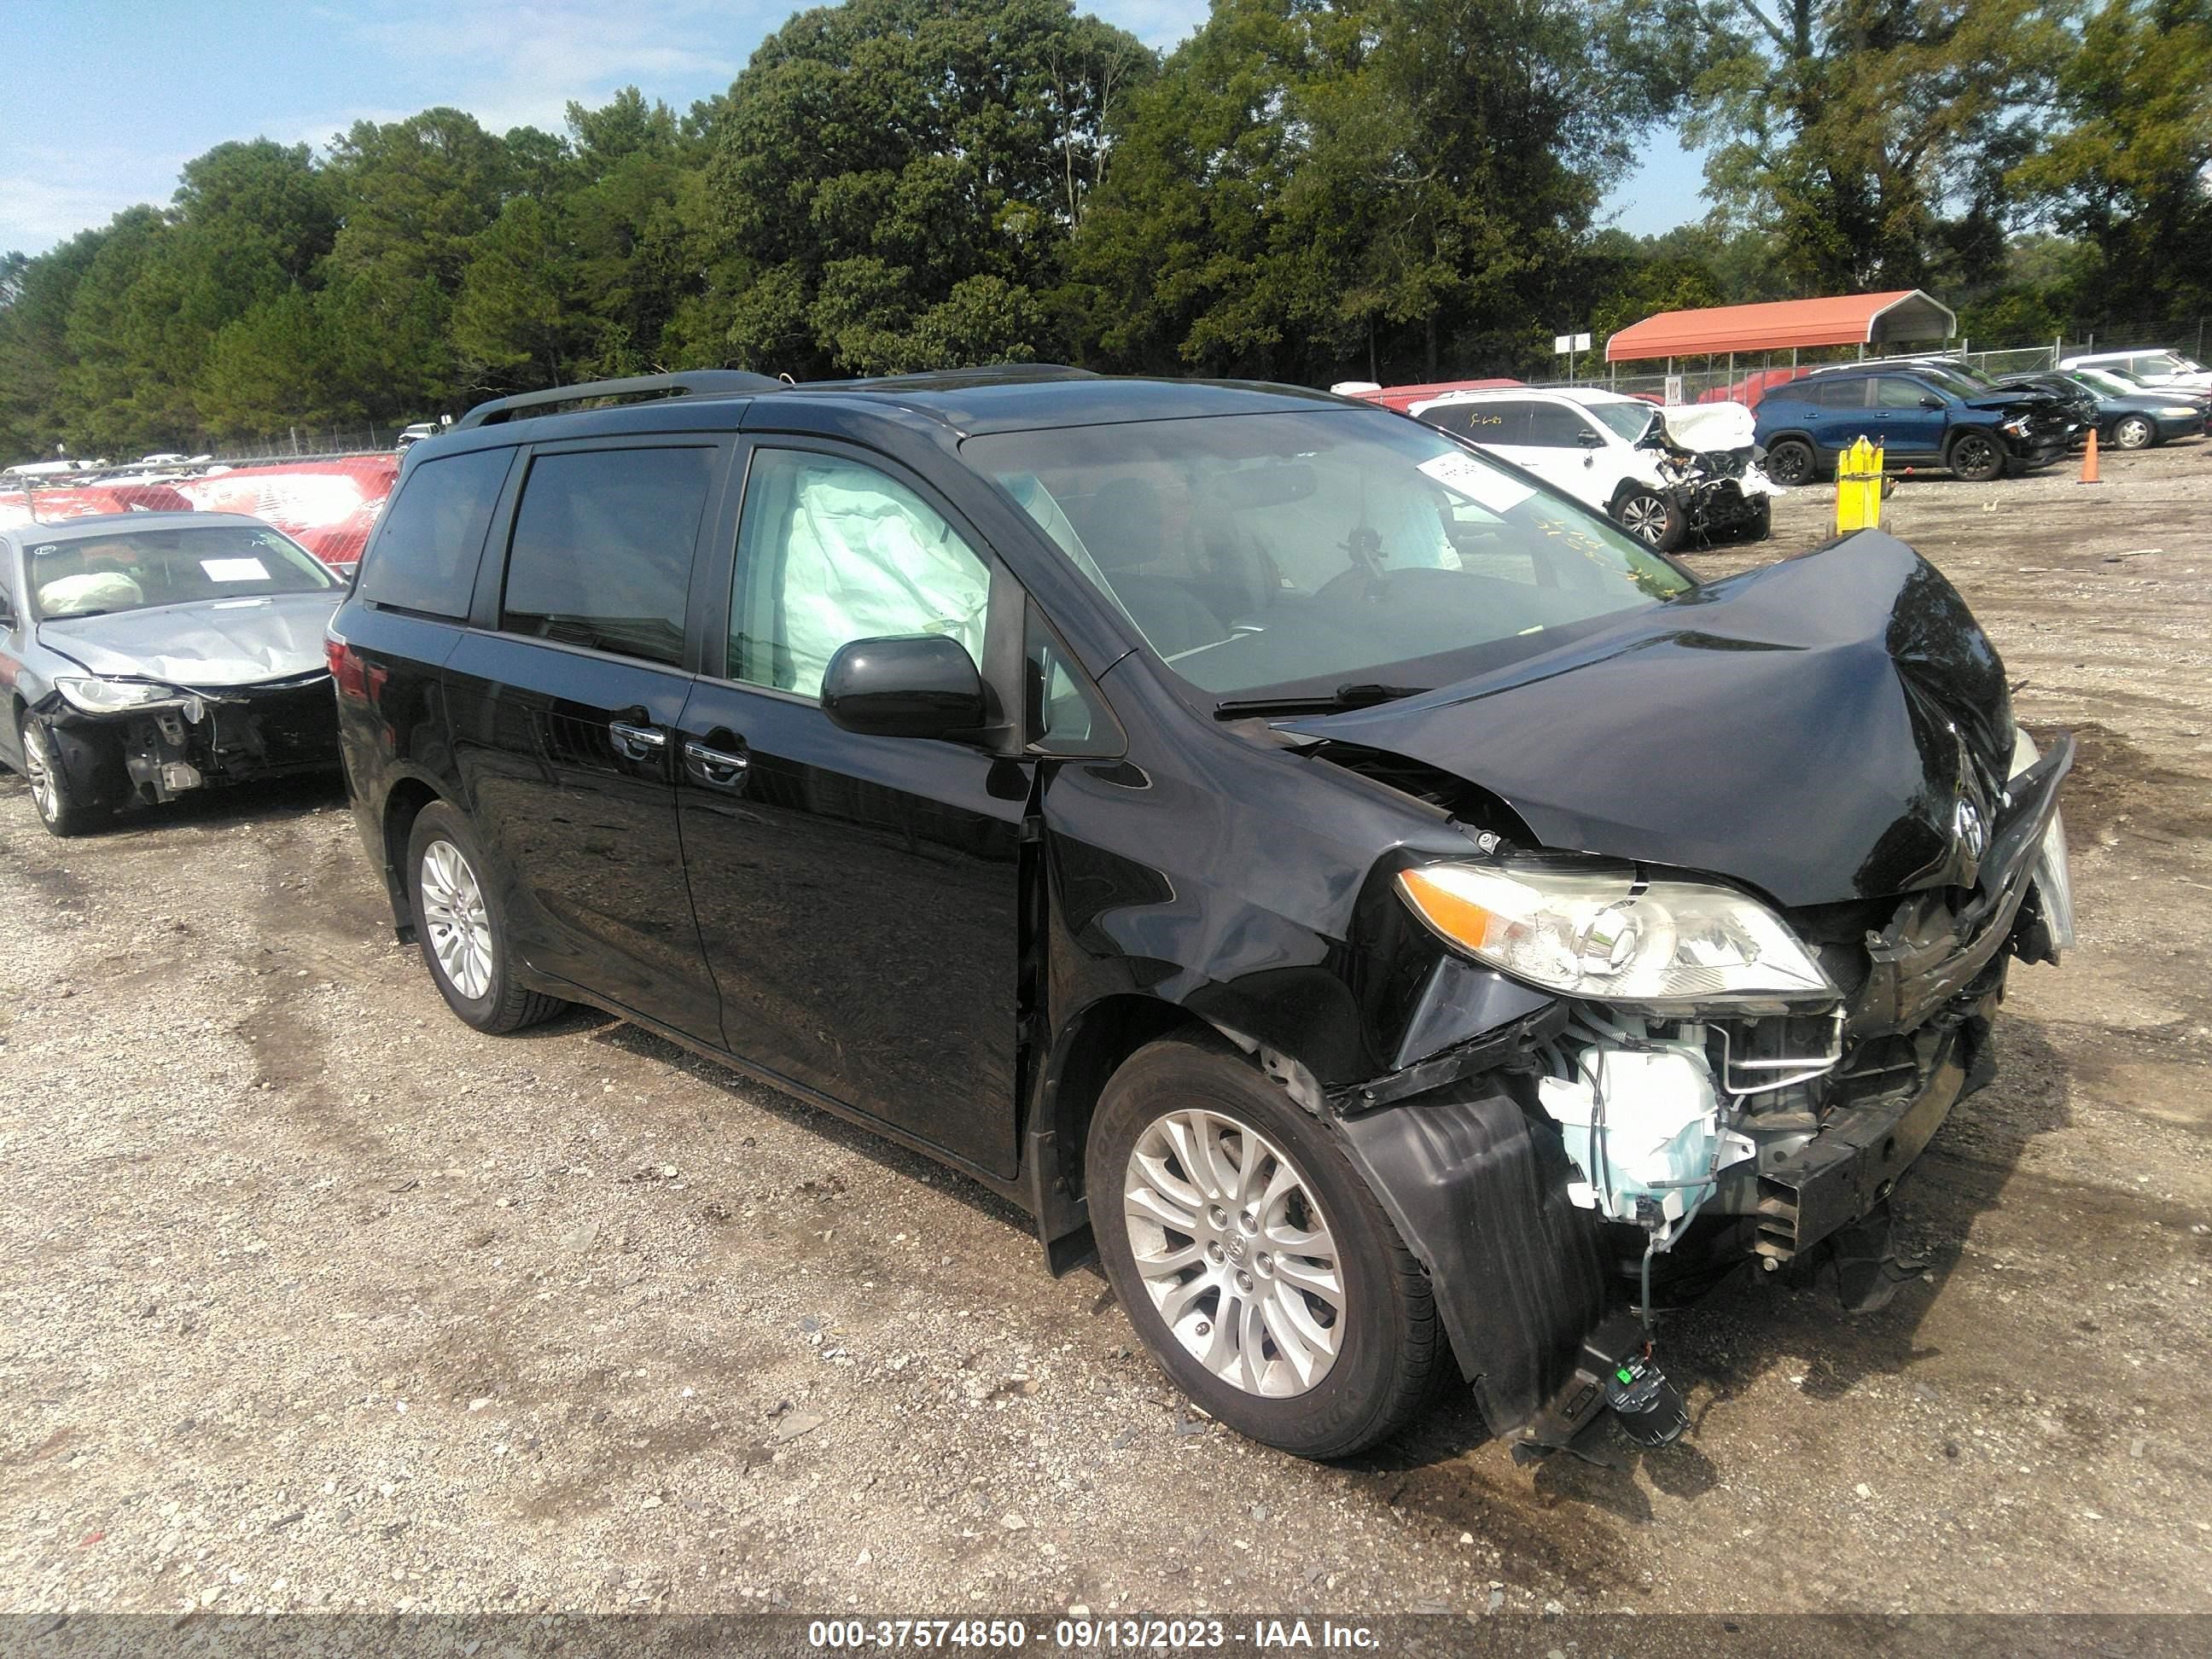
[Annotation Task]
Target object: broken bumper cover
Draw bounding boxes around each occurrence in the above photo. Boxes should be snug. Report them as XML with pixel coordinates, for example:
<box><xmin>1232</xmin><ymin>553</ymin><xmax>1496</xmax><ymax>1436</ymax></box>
<box><xmin>1752</xmin><ymin>731</ymin><xmax>2075</xmax><ymax>1260</ymax></box>
<box><xmin>46</xmin><ymin>672</ymin><xmax>340</xmax><ymax>803</ymax></box>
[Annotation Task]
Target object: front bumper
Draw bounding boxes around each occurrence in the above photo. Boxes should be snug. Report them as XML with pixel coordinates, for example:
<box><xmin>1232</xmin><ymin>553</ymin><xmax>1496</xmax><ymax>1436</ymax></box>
<box><xmin>47</xmin><ymin>672</ymin><xmax>340</xmax><ymax>805</ymax></box>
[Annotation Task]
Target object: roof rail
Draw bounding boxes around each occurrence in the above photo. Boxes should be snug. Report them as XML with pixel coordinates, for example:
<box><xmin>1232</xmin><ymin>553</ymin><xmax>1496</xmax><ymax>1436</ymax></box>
<box><xmin>455</xmin><ymin>370</ymin><xmax>784</xmax><ymax>430</ymax></box>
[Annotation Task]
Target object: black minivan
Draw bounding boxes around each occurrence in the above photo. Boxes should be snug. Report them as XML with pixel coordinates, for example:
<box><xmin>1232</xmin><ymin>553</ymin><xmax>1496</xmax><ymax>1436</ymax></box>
<box><xmin>329</xmin><ymin>368</ymin><xmax>2075</xmax><ymax>1460</ymax></box>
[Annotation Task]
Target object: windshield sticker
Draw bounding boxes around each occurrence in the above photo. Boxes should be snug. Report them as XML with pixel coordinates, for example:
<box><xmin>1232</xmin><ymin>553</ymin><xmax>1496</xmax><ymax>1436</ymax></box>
<box><xmin>201</xmin><ymin>557</ymin><xmax>271</xmax><ymax>582</ymax></box>
<box><xmin>1417</xmin><ymin>451</ymin><xmax>1534</xmax><ymax>515</ymax></box>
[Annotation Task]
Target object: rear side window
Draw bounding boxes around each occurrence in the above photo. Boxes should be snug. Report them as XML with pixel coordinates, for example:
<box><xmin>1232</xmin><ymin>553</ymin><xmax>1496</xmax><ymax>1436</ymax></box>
<box><xmin>355</xmin><ymin>447</ymin><xmax>510</xmax><ymax>618</ymax></box>
<box><xmin>1521</xmin><ymin>403</ymin><xmax>1594</xmax><ymax>447</ymax></box>
<box><xmin>1811</xmin><ymin>378</ymin><xmax>1870</xmax><ymax>409</ymax></box>
<box><xmin>1427</xmin><ymin>402</ymin><xmax>1524</xmax><ymax>444</ymax></box>
<box><xmin>499</xmin><ymin>446</ymin><xmax>717</xmax><ymax>667</ymax></box>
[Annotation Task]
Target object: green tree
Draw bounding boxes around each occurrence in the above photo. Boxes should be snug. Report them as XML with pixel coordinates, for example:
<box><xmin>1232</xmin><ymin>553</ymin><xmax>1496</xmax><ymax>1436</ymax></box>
<box><xmin>703</xmin><ymin>0</ymin><xmax>1152</xmax><ymax>375</ymax></box>
<box><xmin>1682</xmin><ymin>2</ymin><xmax>2079</xmax><ymax>291</ymax></box>
<box><xmin>2012</xmin><ymin>0</ymin><xmax>2212</xmax><ymax>318</ymax></box>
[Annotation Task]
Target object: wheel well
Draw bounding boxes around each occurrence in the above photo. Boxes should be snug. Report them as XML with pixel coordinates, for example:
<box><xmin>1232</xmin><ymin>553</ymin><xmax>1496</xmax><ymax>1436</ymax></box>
<box><xmin>380</xmin><ymin>777</ymin><xmax>442</xmax><ymax>929</ymax></box>
<box><xmin>1044</xmin><ymin>995</ymin><xmax>1206</xmax><ymax>1204</ymax></box>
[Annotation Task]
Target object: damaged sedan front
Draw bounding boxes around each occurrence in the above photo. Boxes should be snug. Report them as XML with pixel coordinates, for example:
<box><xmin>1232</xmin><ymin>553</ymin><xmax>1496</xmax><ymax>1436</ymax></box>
<box><xmin>0</xmin><ymin>511</ymin><xmax>343</xmax><ymax>836</ymax></box>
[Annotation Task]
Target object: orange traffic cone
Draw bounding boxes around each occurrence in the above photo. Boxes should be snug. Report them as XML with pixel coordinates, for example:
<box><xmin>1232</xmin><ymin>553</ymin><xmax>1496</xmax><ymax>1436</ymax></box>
<box><xmin>2080</xmin><ymin>428</ymin><xmax>2101</xmax><ymax>485</ymax></box>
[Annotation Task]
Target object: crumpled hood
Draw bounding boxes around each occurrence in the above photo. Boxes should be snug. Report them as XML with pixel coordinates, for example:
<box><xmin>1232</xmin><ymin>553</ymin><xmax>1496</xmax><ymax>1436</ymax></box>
<box><xmin>1961</xmin><ymin>391</ymin><xmax>2059</xmax><ymax>415</ymax></box>
<box><xmin>1659</xmin><ymin>402</ymin><xmax>1755</xmax><ymax>451</ymax></box>
<box><xmin>1278</xmin><ymin>533</ymin><xmax>2015</xmax><ymax>906</ymax></box>
<box><xmin>38</xmin><ymin>591</ymin><xmax>340</xmax><ymax>688</ymax></box>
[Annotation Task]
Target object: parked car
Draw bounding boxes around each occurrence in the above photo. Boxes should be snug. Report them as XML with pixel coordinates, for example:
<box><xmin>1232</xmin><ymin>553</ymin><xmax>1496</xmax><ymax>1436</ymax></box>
<box><xmin>0</xmin><ymin>512</ymin><xmax>344</xmax><ymax>835</ymax></box>
<box><xmin>2058</xmin><ymin>348</ymin><xmax>2212</xmax><ymax>392</ymax></box>
<box><xmin>2066</xmin><ymin>365</ymin><xmax>2212</xmax><ymax>442</ymax></box>
<box><xmin>329</xmin><ymin>369</ymin><xmax>2074</xmax><ymax>1462</ymax></box>
<box><xmin>1754</xmin><ymin>363</ymin><xmax>2073</xmax><ymax>484</ymax></box>
<box><xmin>1409</xmin><ymin>387</ymin><xmax>1777</xmax><ymax>550</ymax></box>
<box><xmin>395</xmin><ymin>422</ymin><xmax>442</xmax><ymax>451</ymax></box>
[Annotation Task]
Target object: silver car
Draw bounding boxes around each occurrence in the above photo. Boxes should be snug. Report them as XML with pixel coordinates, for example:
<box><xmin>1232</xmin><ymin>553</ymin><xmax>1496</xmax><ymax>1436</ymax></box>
<box><xmin>0</xmin><ymin>511</ymin><xmax>343</xmax><ymax>836</ymax></box>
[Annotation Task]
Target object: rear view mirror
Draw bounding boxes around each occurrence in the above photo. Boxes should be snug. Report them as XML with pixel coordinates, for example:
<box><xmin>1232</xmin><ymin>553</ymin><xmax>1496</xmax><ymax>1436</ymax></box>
<box><xmin>822</xmin><ymin>634</ymin><xmax>987</xmax><ymax>741</ymax></box>
<box><xmin>1211</xmin><ymin>463</ymin><xmax>1317</xmax><ymax>510</ymax></box>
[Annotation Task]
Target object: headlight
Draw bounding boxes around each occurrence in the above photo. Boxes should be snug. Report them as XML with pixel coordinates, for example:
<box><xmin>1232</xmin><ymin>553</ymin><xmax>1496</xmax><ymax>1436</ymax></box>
<box><xmin>1395</xmin><ymin>858</ymin><xmax>1836</xmax><ymax>1006</ymax></box>
<box><xmin>52</xmin><ymin>676</ymin><xmax>183</xmax><ymax>714</ymax></box>
<box><xmin>2161</xmin><ymin>406</ymin><xmax>2197</xmax><ymax>418</ymax></box>
<box><xmin>2000</xmin><ymin>416</ymin><xmax>2032</xmax><ymax>436</ymax></box>
<box><xmin>2009</xmin><ymin>731</ymin><xmax>2077</xmax><ymax>952</ymax></box>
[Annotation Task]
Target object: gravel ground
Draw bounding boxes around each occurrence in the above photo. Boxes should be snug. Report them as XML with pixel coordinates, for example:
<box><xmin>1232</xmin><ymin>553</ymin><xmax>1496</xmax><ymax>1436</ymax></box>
<box><xmin>3</xmin><ymin>438</ymin><xmax>2209</xmax><ymax>1621</ymax></box>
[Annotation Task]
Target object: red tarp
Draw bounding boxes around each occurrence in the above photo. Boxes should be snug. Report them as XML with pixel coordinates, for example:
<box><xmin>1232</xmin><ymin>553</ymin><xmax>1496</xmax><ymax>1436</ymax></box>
<box><xmin>1605</xmin><ymin>291</ymin><xmax>1957</xmax><ymax>364</ymax></box>
<box><xmin>0</xmin><ymin>454</ymin><xmax>399</xmax><ymax>569</ymax></box>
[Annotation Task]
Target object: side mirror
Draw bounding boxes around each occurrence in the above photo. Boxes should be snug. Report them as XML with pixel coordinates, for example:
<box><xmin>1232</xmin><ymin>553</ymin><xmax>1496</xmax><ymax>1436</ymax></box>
<box><xmin>822</xmin><ymin>634</ymin><xmax>987</xmax><ymax>741</ymax></box>
<box><xmin>1575</xmin><ymin>428</ymin><xmax>1606</xmax><ymax>448</ymax></box>
<box><xmin>1919</xmin><ymin>396</ymin><xmax>1943</xmax><ymax>410</ymax></box>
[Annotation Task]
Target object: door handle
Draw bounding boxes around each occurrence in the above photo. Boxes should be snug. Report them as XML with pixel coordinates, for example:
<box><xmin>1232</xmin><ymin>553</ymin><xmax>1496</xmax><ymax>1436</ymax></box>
<box><xmin>608</xmin><ymin>720</ymin><xmax>667</xmax><ymax>761</ymax></box>
<box><xmin>683</xmin><ymin>739</ymin><xmax>749</xmax><ymax>788</ymax></box>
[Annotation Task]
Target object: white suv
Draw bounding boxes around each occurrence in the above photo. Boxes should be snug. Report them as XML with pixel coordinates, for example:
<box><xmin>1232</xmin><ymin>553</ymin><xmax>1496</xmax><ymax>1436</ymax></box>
<box><xmin>1409</xmin><ymin>387</ymin><xmax>1777</xmax><ymax>552</ymax></box>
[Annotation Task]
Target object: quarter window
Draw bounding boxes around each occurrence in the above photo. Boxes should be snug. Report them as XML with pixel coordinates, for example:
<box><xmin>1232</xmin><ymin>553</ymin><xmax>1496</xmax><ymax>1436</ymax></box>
<box><xmin>356</xmin><ymin>446</ymin><xmax>511</xmax><ymax>618</ymax></box>
<box><xmin>500</xmin><ymin>446</ymin><xmax>716</xmax><ymax>667</ymax></box>
<box><xmin>728</xmin><ymin>449</ymin><xmax>991</xmax><ymax>700</ymax></box>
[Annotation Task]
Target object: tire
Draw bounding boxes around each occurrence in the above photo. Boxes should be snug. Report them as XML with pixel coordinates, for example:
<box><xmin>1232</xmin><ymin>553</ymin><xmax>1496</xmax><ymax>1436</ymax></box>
<box><xmin>1088</xmin><ymin>1035</ymin><xmax>1442</xmax><ymax>1459</ymax></box>
<box><xmin>1743</xmin><ymin>493</ymin><xmax>1778</xmax><ymax>546</ymax></box>
<box><xmin>17</xmin><ymin>711</ymin><xmax>98</xmax><ymax>838</ymax></box>
<box><xmin>405</xmin><ymin>801</ymin><xmax>566</xmax><ymax>1034</ymax></box>
<box><xmin>2111</xmin><ymin>415</ymin><xmax>2155</xmax><ymax>451</ymax></box>
<box><xmin>1948</xmin><ymin>430</ymin><xmax>2006</xmax><ymax>483</ymax></box>
<box><xmin>1611</xmin><ymin>487</ymin><xmax>1685</xmax><ymax>552</ymax></box>
<box><xmin>1763</xmin><ymin>436</ymin><xmax>1816</xmax><ymax>486</ymax></box>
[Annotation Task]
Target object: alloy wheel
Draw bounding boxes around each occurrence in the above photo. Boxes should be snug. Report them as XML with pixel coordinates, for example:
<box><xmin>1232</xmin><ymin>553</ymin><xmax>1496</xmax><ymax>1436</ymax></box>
<box><xmin>21</xmin><ymin>722</ymin><xmax>59</xmax><ymax>824</ymax></box>
<box><xmin>1953</xmin><ymin>435</ymin><xmax>2000</xmax><ymax>480</ymax></box>
<box><xmin>419</xmin><ymin>839</ymin><xmax>495</xmax><ymax>1000</ymax></box>
<box><xmin>1121</xmin><ymin>1107</ymin><xmax>1346</xmax><ymax>1399</ymax></box>
<box><xmin>2113</xmin><ymin>416</ymin><xmax>2152</xmax><ymax>450</ymax></box>
<box><xmin>1618</xmin><ymin>493</ymin><xmax>1670</xmax><ymax>544</ymax></box>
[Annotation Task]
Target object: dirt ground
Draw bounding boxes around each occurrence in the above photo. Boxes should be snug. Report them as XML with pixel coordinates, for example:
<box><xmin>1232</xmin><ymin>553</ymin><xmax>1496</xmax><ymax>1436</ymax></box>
<box><xmin>3</xmin><ymin>437</ymin><xmax>2209</xmax><ymax>1623</ymax></box>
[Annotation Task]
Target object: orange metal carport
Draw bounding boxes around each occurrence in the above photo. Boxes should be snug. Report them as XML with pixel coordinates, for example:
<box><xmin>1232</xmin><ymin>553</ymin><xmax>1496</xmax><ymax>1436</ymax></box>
<box><xmin>1605</xmin><ymin>291</ymin><xmax>1957</xmax><ymax>364</ymax></box>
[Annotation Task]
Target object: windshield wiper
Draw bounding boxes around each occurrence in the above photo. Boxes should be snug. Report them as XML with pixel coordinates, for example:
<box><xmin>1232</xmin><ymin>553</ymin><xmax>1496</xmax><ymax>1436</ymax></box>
<box><xmin>1213</xmin><ymin>682</ymin><xmax>1430</xmax><ymax>720</ymax></box>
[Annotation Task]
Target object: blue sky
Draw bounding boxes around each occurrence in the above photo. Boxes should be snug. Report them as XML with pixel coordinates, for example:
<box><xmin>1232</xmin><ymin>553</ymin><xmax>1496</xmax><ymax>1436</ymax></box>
<box><xmin>0</xmin><ymin>0</ymin><xmax>1708</xmax><ymax>256</ymax></box>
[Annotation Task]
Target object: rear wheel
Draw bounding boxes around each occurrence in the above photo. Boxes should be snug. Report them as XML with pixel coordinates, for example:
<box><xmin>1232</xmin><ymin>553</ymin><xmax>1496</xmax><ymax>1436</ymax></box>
<box><xmin>1611</xmin><ymin>487</ymin><xmax>1685</xmax><ymax>552</ymax></box>
<box><xmin>1948</xmin><ymin>430</ymin><xmax>2006</xmax><ymax>483</ymax></box>
<box><xmin>405</xmin><ymin>802</ymin><xmax>566</xmax><ymax>1033</ymax></box>
<box><xmin>1763</xmin><ymin>436</ymin><xmax>1816</xmax><ymax>486</ymax></box>
<box><xmin>17</xmin><ymin>713</ymin><xmax>97</xmax><ymax>838</ymax></box>
<box><xmin>1088</xmin><ymin>1036</ymin><xmax>1442</xmax><ymax>1459</ymax></box>
<box><xmin>2110</xmin><ymin>414</ymin><xmax>2155</xmax><ymax>451</ymax></box>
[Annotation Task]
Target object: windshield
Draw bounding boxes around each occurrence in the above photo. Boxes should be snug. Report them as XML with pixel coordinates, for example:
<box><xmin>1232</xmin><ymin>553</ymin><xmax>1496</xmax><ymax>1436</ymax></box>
<box><xmin>28</xmin><ymin>524</ymin><xmax>335</xmax><ymax>621</ymax></box>
<box><xmin>1586</xmin><ymin>400</ymin><xmax>1658</xmax><ymax>441</ymax></box>
<box><xmin>1912</xmin><ymin>365</ymin><xmax>1988</xmax><ymax>397</ymax></box>
<box><xmin>968</xmin><ymin>410</ymin><xmax>1693</xmax><ymax>701</ymax></box>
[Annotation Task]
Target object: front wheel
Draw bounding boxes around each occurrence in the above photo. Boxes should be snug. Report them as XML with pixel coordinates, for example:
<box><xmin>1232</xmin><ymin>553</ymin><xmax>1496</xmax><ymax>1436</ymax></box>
<box><xmin>2110</xmin><ymin>415</ymin><xmax>2155</xmax><ymax>451</ymax></box>
<box><xmin>17</xmin><ymin>713</ymin><xmax>98</xmax><ymax>838</ymax></box>
<box><xmin>1088</xmin><ymin>1036</ymin><xmax>1443</xmax><ymax>1459</ymax></box>
<box><xmin>1611</xmin><ymin>488</ymin><xmax>1685</xmax><ymax>552</ymax></box>
<box><xmin>1762</xmin><ymin>436</ymin><xmax>1816</xmax><ymax>486</ymax></box>
<box><xmin>1948</xmin><ymin>430</ymin><xmax>2006</xmax><ymax>483</ymax></box>
<box><xmin>405</xmin><ymin>802</ymin><xmax>566</xmax><ymax>1033</ymax></box>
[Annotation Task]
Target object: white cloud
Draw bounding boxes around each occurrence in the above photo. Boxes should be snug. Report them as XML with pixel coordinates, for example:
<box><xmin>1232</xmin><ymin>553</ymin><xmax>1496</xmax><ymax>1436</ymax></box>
<box><xmin>0</xmin><ymin>143</ymin><xmax>195</xmax><ymax>253</ymax></box>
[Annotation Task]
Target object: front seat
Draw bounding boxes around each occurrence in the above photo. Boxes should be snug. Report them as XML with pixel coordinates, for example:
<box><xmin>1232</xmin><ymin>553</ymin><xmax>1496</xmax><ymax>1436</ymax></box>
<box><xmin>1069</xmin><ymin>478</ymin><xmax>1229</xmax><ymax>659</ymax></box>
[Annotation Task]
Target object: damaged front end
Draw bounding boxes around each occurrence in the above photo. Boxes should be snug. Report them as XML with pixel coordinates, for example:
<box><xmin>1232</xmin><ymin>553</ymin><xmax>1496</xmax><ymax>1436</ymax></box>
<box><xmin>41</xmin><ymin>669</ymin><xmax>340</xmax><ymax>806</ymax></box>
<box><xmin>1652</xmin><ymin>404</ymin><xmax>1781</xmax><ymax>542</ymax></box>
<box><xmin>1273</xmin><ymin>536</ymin><xmax>2074</xmax><ymax>1458</ymax></box>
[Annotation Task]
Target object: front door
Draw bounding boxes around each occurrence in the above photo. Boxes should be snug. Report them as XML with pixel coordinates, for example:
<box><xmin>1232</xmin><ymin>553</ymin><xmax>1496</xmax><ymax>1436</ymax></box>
<box><xmin>443</xmin><ymin>438</ymin><xmax>729</xmax><ymax>1039</ymax></box>
<box><xmin>676</xmin><ymin>441</ymin><xmax>1027</xmax><ymax>1179</ymax></box>
<box><xmin>1869</xmin><ymin>375</ymin><xmax>1949</xmax><ymax>461</ymax></box>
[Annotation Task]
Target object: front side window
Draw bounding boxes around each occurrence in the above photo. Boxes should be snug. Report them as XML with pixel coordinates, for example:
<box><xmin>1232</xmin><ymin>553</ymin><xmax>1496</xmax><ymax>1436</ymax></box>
<box><xmin>29</xmin><ymin>524</ymin><xmax>336</xmax><ymax>621</ymax></box>
<box><xmin>356</xmin><ymin>446</ymin><xmax>510</xmax><ymax>618</ymax></box>
<box><xmin>729</xmin><ymin>449</ymin><xmax>991</xmax><ymax>700</ymax></box>
<box><xmin>969</xmin><ymin>408</ymin><xmax>1693</xmax><ymax>701</ymax></box>
<box><xmin>1875</xmin><ymin>377</ymin><xmax>1935</xmax><ymax>409</ymax></box>
<box><xmin>500</xmin><ymin>445</ymin><xmax>715</xmax><ymax>667</ymax></box>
